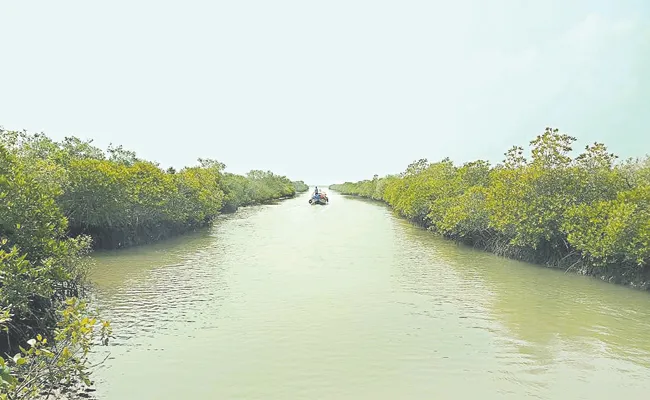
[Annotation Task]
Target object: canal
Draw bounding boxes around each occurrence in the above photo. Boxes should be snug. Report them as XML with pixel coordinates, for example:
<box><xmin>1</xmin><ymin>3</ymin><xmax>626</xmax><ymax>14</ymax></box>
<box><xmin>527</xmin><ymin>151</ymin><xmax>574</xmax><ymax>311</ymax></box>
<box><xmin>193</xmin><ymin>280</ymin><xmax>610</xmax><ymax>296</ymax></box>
<box><xmin>88</xmin><ymin>190</ymin><xmax>650</xmax><ymax>399</ymax></box>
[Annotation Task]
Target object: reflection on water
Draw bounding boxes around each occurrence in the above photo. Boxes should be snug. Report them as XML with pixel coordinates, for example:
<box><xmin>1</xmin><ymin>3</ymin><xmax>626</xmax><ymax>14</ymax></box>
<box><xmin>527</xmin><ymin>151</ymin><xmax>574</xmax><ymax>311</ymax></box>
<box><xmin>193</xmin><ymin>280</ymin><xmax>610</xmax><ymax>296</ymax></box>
<box><xmin>89</xmin><ymin>192</ymin><xmax>650</xmax><ymax>400</ymax></box>
<box><xmin>89</xmin><ymin>227</ymin><xmax>219</xmax><ymax>291</ymax></box>
<box><xmin>403</xmin><ymin>225</ymin><xmax>650</xmax><ymax>368</ymax></box>
<box><xmin>396</xmin><ymin>218</ymin><xmax>650</xmax><ymax>397</ymax></box>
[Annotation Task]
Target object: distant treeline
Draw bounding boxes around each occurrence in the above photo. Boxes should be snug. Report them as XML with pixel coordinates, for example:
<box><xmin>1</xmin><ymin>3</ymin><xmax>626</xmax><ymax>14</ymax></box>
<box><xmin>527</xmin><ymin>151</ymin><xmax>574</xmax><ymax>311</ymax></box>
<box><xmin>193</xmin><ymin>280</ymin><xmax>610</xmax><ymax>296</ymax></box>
<box><xmin>1</xmin><ymin>129</ymin><xmax>305</xmax><ymax>249</ymax></box>
<box><xmin>0</xmin><ymin>127</ymin><xmax>307</xmax><ymax>397</ymax></box>
<box><xmin>292</xmin><ymin>180</ymin><xmax>309</xmax><ymax>193</ymax></box>
<box><xmin>330</xmin><ymin>128</ymin><xmax>650</xmax><ymax>289</ymax></box>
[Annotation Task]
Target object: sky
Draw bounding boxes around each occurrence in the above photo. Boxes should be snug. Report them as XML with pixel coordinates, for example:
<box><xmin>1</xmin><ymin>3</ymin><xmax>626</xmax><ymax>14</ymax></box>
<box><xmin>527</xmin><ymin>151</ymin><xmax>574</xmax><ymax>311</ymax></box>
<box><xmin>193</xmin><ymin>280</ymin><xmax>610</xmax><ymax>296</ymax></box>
<box><xmin>1</xmin><ymin>0</ymin><xmax>649</xmax><ymax>185</ymax></box>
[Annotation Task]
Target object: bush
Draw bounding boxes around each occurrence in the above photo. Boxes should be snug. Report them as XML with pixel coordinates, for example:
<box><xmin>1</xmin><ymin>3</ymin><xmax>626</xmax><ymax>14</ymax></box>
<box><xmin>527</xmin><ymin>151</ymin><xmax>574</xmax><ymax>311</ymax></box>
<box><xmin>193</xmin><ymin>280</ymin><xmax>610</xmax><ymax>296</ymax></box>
<box><xmin>330</xmin><ymin>127</ymin><xmax>649</xmax><ymax>281</ymax></box>
<box><xmin>1</xmin><ymin>128</ymin><xmax>305</xmax><ymax>249</ymax></box>
<box><xmin>1</xmin><ymin>126</ymin><xmax>306</xmax><ymax>397</ymax></box>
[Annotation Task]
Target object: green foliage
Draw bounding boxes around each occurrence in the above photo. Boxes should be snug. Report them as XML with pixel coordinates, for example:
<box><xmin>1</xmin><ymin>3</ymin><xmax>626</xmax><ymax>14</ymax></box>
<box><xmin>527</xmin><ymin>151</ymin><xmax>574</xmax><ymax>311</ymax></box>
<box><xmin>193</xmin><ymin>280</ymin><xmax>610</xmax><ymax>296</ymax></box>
<box><xmin>1</xmin><ymin>128</ymin><xmax>305</xmax><ymax>249</ymax></box>
<box><xmin>292</xmin><ymin>180</ymin><xmax>309</xmax><ymax>193</ymax></box>
<box><xmin>245</xmin><ymin>170</ymin><xmax>296</xmax><ymax>204</ymax></box>
<box><xmin>0</xmin><ymin>299</ymin><xmax>111</xmax><ymax>400</ymax></box>
<box><xmin>0</xmin><ymin>125</ymin><xmax>304</xmax><ymax>397</ymax></box>
<box><xmin>220</xmin><ymin>171</ymin><xmax>297</xmax><ymax>213</ymax></box>
<box><xmin>1</xmin><ymin>139</ymin><xmax>106</xmax><ymax>398</ymax></box>
<box><xmin>1</xmin><ymin>145</ymin><xmax>91</xmax><ymax>346</ymax></box>
<box><xmin>331</xmin><ymin>127</ymin><xmax>649</xmax><ymax>282</ymax></box>
<box><xmin>0</xmin><ymin>145</ymin><xmax>68</xmax><ymax>262</ymax></box>
<box><xmin>564</xmin><ymin>185</ymin><xmax>650</xmax><ymax>271</ymax></box>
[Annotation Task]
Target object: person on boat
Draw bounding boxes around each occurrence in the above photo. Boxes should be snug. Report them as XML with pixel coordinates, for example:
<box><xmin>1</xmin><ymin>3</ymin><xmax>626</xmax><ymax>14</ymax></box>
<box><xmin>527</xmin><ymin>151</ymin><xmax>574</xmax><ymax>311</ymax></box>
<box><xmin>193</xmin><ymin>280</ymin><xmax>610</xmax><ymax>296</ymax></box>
<box><xmin>314</xmin><ymin>186</ymin><xmax>319</xmax><ymax>195</ymax></box>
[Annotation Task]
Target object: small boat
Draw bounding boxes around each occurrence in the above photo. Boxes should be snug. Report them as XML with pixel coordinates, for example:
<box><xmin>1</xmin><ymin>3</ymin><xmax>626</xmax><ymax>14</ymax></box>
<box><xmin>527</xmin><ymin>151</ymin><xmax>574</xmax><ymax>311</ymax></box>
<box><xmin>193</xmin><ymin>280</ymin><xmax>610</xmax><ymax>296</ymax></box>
<box><xmin>309</xmin><ymin>189</ymin><xmax>329</xmax><ymax>205</ymax></box>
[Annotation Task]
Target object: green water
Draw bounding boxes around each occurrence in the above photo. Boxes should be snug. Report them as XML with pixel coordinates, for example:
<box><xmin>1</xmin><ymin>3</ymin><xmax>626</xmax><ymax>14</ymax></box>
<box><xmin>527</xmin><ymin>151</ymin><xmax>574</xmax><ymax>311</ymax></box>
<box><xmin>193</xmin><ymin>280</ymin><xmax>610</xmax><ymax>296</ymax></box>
<box><xmin>89</xmin><ymin>191</ymin><xmax>650</xmax><ymax>399</ymax></box>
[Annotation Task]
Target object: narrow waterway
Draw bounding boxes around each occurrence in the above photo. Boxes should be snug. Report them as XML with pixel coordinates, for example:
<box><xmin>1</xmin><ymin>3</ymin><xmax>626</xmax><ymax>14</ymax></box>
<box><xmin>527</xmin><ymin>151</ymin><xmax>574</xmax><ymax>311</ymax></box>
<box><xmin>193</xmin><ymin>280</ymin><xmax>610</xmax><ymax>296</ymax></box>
<box><xmin>89</xmin><ymin>190</ymin><xmax>650</xmax><ymax>399</ymax></box>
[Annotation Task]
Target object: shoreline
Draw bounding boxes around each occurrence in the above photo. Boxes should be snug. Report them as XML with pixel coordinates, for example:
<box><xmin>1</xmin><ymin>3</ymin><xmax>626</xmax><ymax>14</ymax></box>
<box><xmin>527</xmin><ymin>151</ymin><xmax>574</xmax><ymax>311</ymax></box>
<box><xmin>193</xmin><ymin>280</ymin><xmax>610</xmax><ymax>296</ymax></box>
<box><xmin>77</xmin><ymin>192</ymin><xmax>303</xmax><ymax>252</ymax></box>
<box><xmin>335</xmin><ymin>192</ymin><xmax>650</xmax><ymax>292</ymax></box>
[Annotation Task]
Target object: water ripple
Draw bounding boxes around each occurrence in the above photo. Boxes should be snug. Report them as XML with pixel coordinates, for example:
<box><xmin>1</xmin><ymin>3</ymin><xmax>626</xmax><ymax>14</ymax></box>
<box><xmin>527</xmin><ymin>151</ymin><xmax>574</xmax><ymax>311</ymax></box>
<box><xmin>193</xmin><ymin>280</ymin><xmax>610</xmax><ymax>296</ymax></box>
<box><xmin>88</xmin><ymin>193</ymin><xmax>650</xmax><ymax>400</ymax></box>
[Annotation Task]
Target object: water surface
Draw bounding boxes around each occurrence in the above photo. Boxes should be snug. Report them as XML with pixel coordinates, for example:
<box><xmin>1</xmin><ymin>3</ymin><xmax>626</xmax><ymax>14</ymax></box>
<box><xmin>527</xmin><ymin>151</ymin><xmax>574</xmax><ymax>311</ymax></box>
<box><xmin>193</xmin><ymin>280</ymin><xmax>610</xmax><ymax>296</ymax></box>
<box><xmin>89</xmin><ymin>191</ymin><xmax>650</xmax><ymax>399</ymax></box>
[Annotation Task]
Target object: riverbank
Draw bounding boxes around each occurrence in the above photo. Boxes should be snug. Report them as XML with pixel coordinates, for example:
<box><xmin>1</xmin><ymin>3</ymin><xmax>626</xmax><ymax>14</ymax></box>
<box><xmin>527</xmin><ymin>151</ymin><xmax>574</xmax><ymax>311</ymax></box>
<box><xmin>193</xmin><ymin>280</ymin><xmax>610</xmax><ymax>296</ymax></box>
<box><xmin>87</xmin><ymin>186</ymin><xmax>650</xmax><ymax>400</ymax></box>
<box><xmin>37</xmin><ymin>381</ymin><xmax>97</xmax><ymax>400</ymax></box>
<box><xmin>0</xmin><ymin>127</ymin><xmax>308</xmax><ymax>399</ymax></box>
<box><xmin>334</xmin><ymin>192</ymin><xmax>650</xmax><ymax>291</ymax></box>
<box><xmin>330</xmin><ymin>127</ymin><xmax>650</xmax><ymax>292</ymax></box>
<box><xmin>1</xmin><ymin>128</ymin><xmax>306</xmax><ymax>251</ymax></box>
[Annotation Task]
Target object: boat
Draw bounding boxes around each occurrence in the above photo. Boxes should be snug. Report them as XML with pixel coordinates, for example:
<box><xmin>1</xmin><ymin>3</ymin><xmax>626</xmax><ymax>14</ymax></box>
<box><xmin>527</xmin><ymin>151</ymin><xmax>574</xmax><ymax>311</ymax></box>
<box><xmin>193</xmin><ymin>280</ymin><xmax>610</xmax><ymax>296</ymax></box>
<box><xmin>309</xmin><ymin>189</ymin><xmax>329</xmax><ymax>205</ymax></box>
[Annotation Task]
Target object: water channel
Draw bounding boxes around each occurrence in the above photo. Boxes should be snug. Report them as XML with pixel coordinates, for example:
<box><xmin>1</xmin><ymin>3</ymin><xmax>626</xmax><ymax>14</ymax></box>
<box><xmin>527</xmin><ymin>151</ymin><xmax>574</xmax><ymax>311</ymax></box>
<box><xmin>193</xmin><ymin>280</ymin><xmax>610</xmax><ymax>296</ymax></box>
<box><xmin>88</xmin><ymin>190</ymin><xmax>650</xmax><ymax>399</ymax></box>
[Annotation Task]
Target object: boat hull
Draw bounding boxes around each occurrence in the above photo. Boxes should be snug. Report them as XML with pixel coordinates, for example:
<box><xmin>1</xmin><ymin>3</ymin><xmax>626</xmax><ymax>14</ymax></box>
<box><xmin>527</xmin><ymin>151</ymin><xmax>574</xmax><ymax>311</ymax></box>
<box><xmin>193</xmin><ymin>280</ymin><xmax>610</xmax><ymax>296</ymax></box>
<box><xmin>309</xmin><ymin>196</ymin><xmax>328</xmax><ymax>205</ymax></box>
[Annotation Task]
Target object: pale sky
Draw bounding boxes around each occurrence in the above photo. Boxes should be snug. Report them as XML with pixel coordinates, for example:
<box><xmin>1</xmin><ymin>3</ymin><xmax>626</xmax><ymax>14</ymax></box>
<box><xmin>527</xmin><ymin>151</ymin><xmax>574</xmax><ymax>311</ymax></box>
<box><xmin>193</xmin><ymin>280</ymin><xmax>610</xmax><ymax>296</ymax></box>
<box><xmin>1</xmin><ymin>0</ymin><xmax>648</xmax><ymax>184</ymax></box>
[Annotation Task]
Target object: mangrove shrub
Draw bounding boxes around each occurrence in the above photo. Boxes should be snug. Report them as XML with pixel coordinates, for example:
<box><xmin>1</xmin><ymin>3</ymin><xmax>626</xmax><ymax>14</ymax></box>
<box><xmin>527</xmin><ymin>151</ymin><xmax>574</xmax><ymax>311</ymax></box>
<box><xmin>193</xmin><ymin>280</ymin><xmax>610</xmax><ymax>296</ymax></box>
<box><xmin>330</xmin><ymin>127</ymin><xmax>650</xmax><ymax>284</ymax></box>
<box><xmin>0</xmin><ymin>126</ymin><xmax>306</xmax><ymax>398</ymax></box>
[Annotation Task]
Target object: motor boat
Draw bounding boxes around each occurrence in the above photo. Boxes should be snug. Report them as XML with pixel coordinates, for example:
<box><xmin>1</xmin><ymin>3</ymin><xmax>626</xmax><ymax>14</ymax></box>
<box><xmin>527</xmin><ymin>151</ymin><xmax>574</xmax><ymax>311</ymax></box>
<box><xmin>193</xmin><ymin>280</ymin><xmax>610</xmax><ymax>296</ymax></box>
<box><xmin>309</xmin><ymin>189</ymin><xmax>329</xmax><ymax>205</ymax></box>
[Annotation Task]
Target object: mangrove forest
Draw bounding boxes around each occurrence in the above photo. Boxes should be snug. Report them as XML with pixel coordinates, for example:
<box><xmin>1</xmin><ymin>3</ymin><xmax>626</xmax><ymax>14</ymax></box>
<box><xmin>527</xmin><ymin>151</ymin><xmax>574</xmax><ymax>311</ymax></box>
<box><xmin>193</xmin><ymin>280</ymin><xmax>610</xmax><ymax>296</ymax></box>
<box><xmin>0</xmin><ymin>127</ymin><xmax>308</xmax><ymax>399</ymax></box>
<box><xmin>330</xmin><ymin>127</ymin><xmax>650</xmax><ymax>289</ymax></box>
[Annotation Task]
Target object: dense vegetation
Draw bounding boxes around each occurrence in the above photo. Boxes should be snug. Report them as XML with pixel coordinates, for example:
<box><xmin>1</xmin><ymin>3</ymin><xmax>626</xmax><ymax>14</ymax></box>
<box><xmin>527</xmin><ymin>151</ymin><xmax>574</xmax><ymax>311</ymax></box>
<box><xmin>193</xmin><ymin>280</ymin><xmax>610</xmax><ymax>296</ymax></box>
<box><xmin>1</xmin><ymin>129</ymin><xmax>302</xmax><ymax>249</ymax></box>
<box><xmin>219</xmin><ymin>171</ymin><xmax>299</xmax><ymax>213</ymax></box>
<box><xmin>1</xmin><ymin>141</ymin><xmax>110</xmax><ymax>399</ymax></box>
<box><xmin>331</xmin><ymin>128</ymin><xmax>650</xmax><ymax>289</ymax></box>
<box><xmin>292</xmin><ymin>180</ymin><xmax>309</xmax><ymax>193</ymax></box>
<box><xmin>0</xmin><ymin>127</ymin><xmax>305</xmax><ymax>398</ymax></box>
